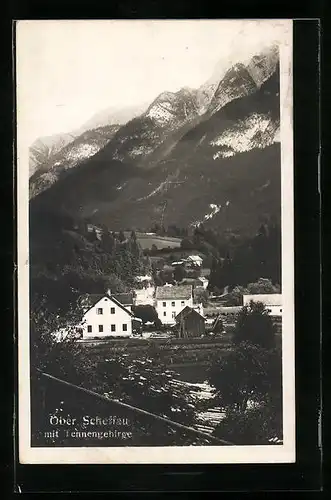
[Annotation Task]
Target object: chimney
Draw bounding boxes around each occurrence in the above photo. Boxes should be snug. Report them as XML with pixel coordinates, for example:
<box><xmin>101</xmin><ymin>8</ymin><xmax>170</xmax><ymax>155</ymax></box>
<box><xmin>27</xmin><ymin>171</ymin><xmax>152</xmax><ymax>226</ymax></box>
<box><xmin>106</xmin><ymin>289</ymin><xmax>111</xmax><ymax>297</ymax></box>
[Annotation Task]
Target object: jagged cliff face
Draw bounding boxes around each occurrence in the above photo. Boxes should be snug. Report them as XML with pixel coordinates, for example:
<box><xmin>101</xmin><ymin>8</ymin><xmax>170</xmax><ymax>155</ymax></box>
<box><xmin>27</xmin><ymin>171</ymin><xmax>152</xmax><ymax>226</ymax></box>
<box><xmin>85</xmin><ymin>64</ymin><xmax>280</xmax><ymax>234</ymax></box>
<box><xmin>29</xmin><ymin>125</ymin><xmax>121</xmax><ymax>198</ymax></box>
<box><xmin>145</xmin><ymin>88</ymin><xmax>199</xmax><ymax>125</ymax></box>
<box><xmin>246</xmin><ymin>44</ymin><xmax>279</xmax><ymax>87</ymax></box>
<box><xmin>98</xmin><ymin>87</ymin><xmax>201</xmax><ymax>166</ymax></box>
<box><xmin>29</xmin><ymin>133</ymin><xmax>77</xmax><ymax>177</ymax></box>
<box><xmin>208</xmin><ymin>63</ymin><xmax>258</xmax><ymax>114</ymax></box>
<box><xmin>29</xmin><ymin>104</ymin><xmax>147</xmax><ymax>184</ymax></box>
<box><xmin>30</xmin><ymin>45</ymin><xmax>281</xmax><ymax>239</ymax></box>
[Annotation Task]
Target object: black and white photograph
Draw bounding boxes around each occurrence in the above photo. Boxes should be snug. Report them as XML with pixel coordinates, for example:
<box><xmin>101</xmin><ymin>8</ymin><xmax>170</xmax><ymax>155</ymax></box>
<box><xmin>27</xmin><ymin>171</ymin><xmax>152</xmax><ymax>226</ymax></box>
<box><xmin>16</xmin><ymin>19</ymin><xmax>295</xmax><ymax>464</ymax></box>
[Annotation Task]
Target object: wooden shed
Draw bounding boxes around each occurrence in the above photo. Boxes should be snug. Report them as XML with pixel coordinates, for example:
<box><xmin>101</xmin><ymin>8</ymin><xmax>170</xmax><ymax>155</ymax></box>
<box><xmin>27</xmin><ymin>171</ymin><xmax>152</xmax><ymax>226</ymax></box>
<box><xmin>175</xmin><ymin>306</ymin><xmax>205</xmax><ymax>338</ymax></box>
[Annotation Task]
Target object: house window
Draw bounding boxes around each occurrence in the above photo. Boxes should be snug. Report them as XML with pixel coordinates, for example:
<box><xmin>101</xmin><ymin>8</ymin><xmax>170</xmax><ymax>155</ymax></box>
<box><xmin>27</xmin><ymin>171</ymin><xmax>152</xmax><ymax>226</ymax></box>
<box><xmin>123</xmin><ymin>324</ymin><xmax>128</xmax><ymax>332</ymax></box>
<box><xmin>181</xmin><ymin>301</ymin><xmax>185</xmax><ymax>306</ymax></box>
<box><xmin>171</xmin><ymin>301</ymin><xmax>175</xmax><ymax>307</ymax></box>
<box><xmin>98</xmin><ymin>325</ymin><xmax>103</xmax><ymax>332</ymax></box>
<box><xmin>111</xmin><ymin>324</ymin><xmax>116</xmax><ymax>332</ymax></box>
<box><xmin>163</xmin><ymin>302</ymin><xmax>166</xmax><ymax>307</ymax></box>
<box><xmin>163</xmin><ymin>311</ymin><xmax>167</xmax><ymax>317</ymax></box>
<box><xmin>110</xmin><ymin>307</ymin><xmax>115</xmax><ymax>314</ymax></box>
<box><xmin>87</xmin><ymin>325</ymin><xmax>92</xmax><ymax>333</ymax></box>
<box><xmin>172</xmin><ymin>312</ymin><xmax>176</xmax><ymax>319</ymax></box>
<box><xmin>280</xmin><ymin>309</ymin><xmax>282</xmax><ymax>312</ymax></box>
<box><xmin>97</xmin><ymin>308</ymin><xmax>103</xmax><ymax>315</ymax></box>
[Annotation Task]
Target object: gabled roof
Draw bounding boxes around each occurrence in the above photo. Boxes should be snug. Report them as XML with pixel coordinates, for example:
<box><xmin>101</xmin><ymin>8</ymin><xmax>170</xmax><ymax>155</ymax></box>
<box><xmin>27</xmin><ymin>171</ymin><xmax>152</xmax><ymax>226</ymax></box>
<box><xmin>187</xmin><ymin>255</ymin><xmax>203</xmax><ymax>261</ymax></box>
<box><xmin>175</xmin><ymin>306</ymin><xmax>204</xmax><ymax>322</ymax></box>
<box><xmin>155</xmin><ymin>285</ymin><xmax>193</xmax><ymax>300</ymax></box>
<box><xmin>78</xmin><ymin>294</ymin><xmax>104</xmax><ymax>309</ymax></box>
<box><xmin>78</xmin><ymin>293</ymin><xmax>134</xmax><ymax>316</ymax></box>
<box><xmin>112</xmin><ymin>293</ymin><xmax>134</xmax><ymax>305</ymax></box>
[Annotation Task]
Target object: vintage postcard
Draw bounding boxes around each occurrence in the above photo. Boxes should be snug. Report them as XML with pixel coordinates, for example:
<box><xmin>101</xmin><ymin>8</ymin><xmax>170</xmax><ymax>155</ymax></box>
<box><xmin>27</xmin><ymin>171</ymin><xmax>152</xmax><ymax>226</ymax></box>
<box><xmin>16</xmin><ymin>19</ymin><xmax>295</xmax><ymax>464</ymax></box>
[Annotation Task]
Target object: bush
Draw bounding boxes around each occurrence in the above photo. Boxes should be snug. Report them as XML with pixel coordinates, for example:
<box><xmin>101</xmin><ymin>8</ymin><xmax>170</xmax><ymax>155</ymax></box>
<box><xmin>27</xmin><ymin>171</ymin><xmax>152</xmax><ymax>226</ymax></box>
<box><xmin>213</xmin><ymin>403</ymin><xmax>283</xmax><ymax>445</ymax></box>
<box><xmin>208</xmin><ymin>342</ymin><xmax>282</xmax><ymax>412</ymax></box>
<box><xmin>233</xmin><ymin>300</ymin><xmax>276</xmax><ymax>349</ymax></box>
<box><xmin>132</xmin><ymin>305</ymin><xmax>158</xmax><ymax>324</ymax></box>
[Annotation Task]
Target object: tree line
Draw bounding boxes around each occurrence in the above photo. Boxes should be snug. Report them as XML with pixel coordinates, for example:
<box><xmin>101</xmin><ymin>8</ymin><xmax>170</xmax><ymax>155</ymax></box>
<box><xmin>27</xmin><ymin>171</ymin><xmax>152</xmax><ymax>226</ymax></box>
<box><xmin>30</xmin><ymin>212</ymin><xmax>151</xmax><ymax>315</ymax></box>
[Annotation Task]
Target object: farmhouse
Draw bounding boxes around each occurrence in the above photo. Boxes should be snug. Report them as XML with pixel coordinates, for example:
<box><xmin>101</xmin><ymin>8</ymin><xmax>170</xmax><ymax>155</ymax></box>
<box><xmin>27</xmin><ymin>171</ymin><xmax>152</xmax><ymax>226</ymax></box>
<box><xmin>155</xmin><ymin>284</ymin><xmax>193</xmax><ymax>325</ymax></box>
<box><xmin>243</xmin><ymin>293</ymin><xmax>282</xmax><ymax>316</ymax></box>
<box><xmin>78</xmin><ymin>291</ymin><xmax>134</xmax><ymax>339</ymax></box>
<box><xmin>175</xmin><ymin>306</ymin><xmax>205</xmax><ymax>338</ymax></box>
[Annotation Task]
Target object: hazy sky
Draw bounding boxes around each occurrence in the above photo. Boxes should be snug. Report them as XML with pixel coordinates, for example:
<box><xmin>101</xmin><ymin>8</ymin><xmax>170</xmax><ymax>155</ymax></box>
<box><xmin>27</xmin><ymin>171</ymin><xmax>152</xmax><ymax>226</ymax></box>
<box><xmin>16</xmin><ymin>20</ymin><xmax>292</xmax><ymax>145</ymax></box>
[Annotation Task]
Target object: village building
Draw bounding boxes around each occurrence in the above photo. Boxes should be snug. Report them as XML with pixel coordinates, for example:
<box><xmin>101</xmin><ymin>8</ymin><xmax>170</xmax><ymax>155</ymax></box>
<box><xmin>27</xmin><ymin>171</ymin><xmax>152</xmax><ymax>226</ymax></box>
<box><xmin>243</xmin><ymin>293</ymin><xmax>282</xmax><ymax>316</ymax></box>
<box><xmin>78</xmin><ymin>291</ymin><xmax>134</xmax><ymax>339</ymax></box>
<box><xmin>182</xmin><ymin>277</ymin><xmax>209</xmax><ymax>289</ymax></box>
<box><xmin>175</xmin><ymin>306</ymin><xmax>205</xmax><ymax>338</ymax></box>
<box><xmin>171</xmin><ymin>260</ymin><xmax>185</xmax><ymax>266</ymax></box>
<box><xmin>135</xmin><ymin>275</ymin><xmax>153</xmax><ymax>288</ymax></box>
<box><xmin>155</xmin><ymin>284</ymin><xmax>193</xmax><ymax>325</ymax></box>
<box><xmin>134</xmin><ymin>286</ymin><xmax>155</xmax><ymax>306</ymax></box>
<box><xmin>185</xmin><ymin>255</ymin><xmax>203</xmax><ymax>267</ymax></box>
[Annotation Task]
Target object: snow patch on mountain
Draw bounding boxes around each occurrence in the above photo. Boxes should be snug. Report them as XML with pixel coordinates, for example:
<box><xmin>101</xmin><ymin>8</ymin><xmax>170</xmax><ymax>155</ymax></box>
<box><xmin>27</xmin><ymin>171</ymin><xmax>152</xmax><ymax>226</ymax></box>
<box><xmin>65</xmin><ymin>143</ymin><xmax>100</xmax><ymax>162</ymax></box>
<box><xmin>211</xmin><ymin>113</ymin><xmax>279</xmax><ymax>159</ymax></box>
<box><xmin>147</xmin><ymin>102</ymin><xmax>174</xmax><ymax>124</ymax></box>
<box><xmin>213</xmin><ymin>150</ymin><xmax>235</xmax><ymax>160</ymax></box>
<box><xmin>204</xmin><ymin>203</ymin><xmax>221</xmax><ymax>220</ymax></box>
<box><xmin>190</xmin><ymin>203</ymin><xmax>223</xmax><ymax>227</ymax></box>
<box><xmin>128</xmin><ymin>145</ymin><xmax>155</xmax><ymax>158</ymax></box>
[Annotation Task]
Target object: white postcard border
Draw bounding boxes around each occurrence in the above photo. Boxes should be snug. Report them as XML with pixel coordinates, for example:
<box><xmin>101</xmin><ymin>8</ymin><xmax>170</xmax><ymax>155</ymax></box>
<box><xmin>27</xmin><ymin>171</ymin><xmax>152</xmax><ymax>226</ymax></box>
<box><xmin>17</xmin><ymin>19</ymin><xmax>295</xmax><ymax>464</ymax></box>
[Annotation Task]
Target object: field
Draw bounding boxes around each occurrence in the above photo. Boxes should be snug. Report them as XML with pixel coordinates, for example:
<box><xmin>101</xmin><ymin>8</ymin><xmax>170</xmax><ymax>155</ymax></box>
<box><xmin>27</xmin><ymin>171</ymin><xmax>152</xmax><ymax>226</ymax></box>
<box><xmin>124</xmin><ymin>232</ymin><xmax>182</xmax><ymax>250</ymax></box>
<box><xmin>79</xmin><ymin>336</ymin><xmax>233</xmax><ymax>369</ymax></box>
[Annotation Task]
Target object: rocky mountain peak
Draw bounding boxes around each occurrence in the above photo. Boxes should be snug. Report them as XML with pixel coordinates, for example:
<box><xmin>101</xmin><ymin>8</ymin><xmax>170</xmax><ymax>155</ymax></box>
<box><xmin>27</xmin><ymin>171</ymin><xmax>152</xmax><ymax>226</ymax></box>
<box><xmin>246</xmin><ymin>44</ymin><xmax>279</xmax><ymax>88</ymax></box>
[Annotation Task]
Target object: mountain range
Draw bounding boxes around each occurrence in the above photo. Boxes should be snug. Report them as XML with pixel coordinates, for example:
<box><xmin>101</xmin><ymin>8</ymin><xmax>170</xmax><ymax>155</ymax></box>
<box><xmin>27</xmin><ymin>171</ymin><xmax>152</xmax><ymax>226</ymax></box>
<box><xmin>30</xmin><ymin>44</ymin><xmax>281</xmax><ymax>240</ymax></box>
<box><xmin>29</xmin><ymin>103</ymin><xmax>147</xmax><ymax>180</ymax></box>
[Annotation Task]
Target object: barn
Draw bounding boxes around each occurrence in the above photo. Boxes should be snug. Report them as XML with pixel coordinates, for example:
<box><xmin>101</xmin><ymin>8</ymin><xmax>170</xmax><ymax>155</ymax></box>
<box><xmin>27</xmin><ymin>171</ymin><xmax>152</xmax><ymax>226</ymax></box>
<box><xmin>175</xmin><ymin>306</ymin><xmax>205</xmax><ymax>338</ymax></box>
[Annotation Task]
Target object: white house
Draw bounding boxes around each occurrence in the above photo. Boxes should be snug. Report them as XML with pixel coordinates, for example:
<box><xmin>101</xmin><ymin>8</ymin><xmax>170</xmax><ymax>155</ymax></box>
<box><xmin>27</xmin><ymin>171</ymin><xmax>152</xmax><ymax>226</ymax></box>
<box><xmin>78</xmin><ymin>292</ymin><xmax>134</xmax><ymax>339</ymax></box>
<box><xmin>243</xmin><ymin>293</ymin><xmax>282</xmax><ymax>317</ymax></box>
<box><xmin>186</xmin><ymin>255</ymin><xmax>203</xmax><ymax>267</ymax></box>
<box><xmin>155</xmin><ymin>285</ymin><xmax>193</xmax><ymax>325</ymax></box>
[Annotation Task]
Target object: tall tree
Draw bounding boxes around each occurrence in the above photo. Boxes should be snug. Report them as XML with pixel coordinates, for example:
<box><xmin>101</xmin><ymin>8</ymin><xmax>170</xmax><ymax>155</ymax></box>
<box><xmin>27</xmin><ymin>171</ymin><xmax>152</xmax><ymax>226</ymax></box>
<box><xmin>174</xmin><ymin>265</ymin><xmax>186</xmax><ymax>282</ymax></box>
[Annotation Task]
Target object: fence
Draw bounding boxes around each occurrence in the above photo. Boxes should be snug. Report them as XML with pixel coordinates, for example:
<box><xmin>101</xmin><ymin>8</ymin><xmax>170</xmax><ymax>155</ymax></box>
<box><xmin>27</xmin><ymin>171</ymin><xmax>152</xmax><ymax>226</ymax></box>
<box><xmin>30</xmin><ymin>368</ymin><xmax>233</xmax><ymax>448</ymax></box>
